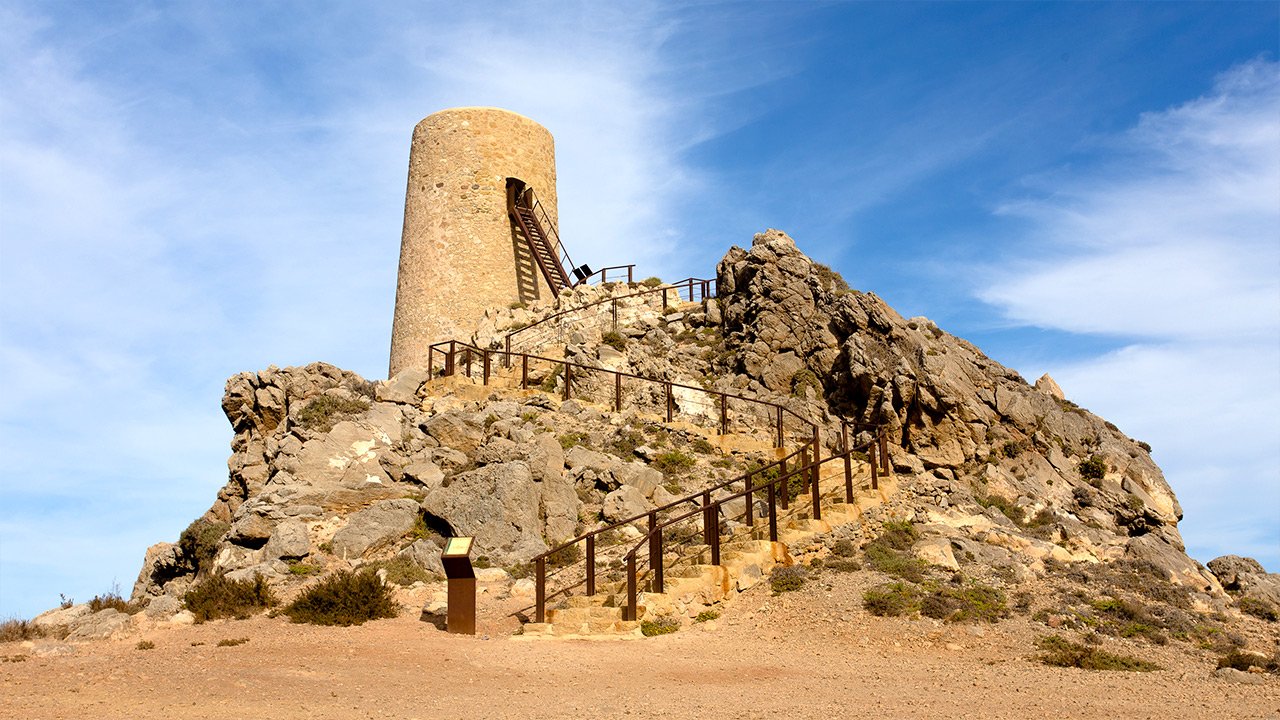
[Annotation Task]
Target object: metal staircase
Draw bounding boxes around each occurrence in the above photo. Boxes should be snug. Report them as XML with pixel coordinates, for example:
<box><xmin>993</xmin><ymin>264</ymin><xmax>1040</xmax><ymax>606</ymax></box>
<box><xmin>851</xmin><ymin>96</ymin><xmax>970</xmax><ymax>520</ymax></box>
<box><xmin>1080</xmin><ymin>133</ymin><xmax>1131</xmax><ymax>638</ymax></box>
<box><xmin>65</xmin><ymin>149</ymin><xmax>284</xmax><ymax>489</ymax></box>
<box><xmin>507</xmin><ymin>178</ymin><xmax>583</xmax><ymax>297</ymax></box>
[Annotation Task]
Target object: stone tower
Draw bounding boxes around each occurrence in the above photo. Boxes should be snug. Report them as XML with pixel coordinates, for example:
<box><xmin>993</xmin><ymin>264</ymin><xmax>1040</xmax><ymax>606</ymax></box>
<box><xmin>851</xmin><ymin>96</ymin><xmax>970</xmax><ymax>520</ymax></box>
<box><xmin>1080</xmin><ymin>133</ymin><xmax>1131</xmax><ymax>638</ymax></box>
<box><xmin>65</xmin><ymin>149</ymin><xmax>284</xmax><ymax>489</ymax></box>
<box><xmin>388</xmin><ymin>107</ymin><xmax>559</xmax><ymax>377</ymax></box>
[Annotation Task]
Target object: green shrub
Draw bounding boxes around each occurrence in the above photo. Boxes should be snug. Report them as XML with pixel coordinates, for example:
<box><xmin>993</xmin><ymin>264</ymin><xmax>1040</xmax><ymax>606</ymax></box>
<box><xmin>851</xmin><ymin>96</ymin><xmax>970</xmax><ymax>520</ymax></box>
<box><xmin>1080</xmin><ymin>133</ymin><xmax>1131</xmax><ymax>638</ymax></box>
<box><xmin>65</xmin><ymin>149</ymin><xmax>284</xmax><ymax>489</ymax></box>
<box><xmin>876</xmin><ymin>520</ymin><xmax>918</xmax><ymax>550</ymax></box>
<box><xmin>813</xmin><ymin>263</ymin><xmax>850</xmax><ymax>293</ymax></box>
<box><xmin>864</xmin><ymin>544</ymin><xmax>928</xmax><ymax>583</ymax></box>
<box><xmin>217</xmin><ymin>637</ymin><xmax>249</xmax><ymax>647</ymax></box>
<box><xmin>690</xmin><ymin>438</ymin><xmax>715</xmax><ymax>455</ymax></box>
<box><xmin>135</xmin><ymin>640</ymin><xmax>155</xmax><ymax>650</ymax></box>
<box><xmin>558</xmin><ymin>431</ymin><xmax>588</xmax><ymax>450</ymax></box>
<box><xmin>652</xmin><ymin>450</ymin><xmax>696</xmax><ymax>475</ymax></box>
<box><xmin>601</xmin><ymin>331</ymin><xmax>627</xmax><ymax>351</ymax></box>
<box><xmin>641</xmin><ymin>277</ymin><xmax>663</xmax><ymax>288</ymax></box>
<box><xmin>546</xmin><ymin>543</ymin><xmax>582</xmax><ymax>569</ymax></box>
<box><xmin>832</xmin><ymin>539</ymin><xmax>856</xmax><ymax>558</ymax></box>
<box><xmin>1238</xmin><ymin>596</ymin><xmax>1278</xmax><ymax>622</ymax></box>
<box><xmin>287</xmin><ymin>562</ymin><xmax>322</xmax><ymax>576</ymax></box>
<box><xmin>540</xmin><ymin>366</ymin><xmax>564</xmax><ymax>394</ymax></box>
<box><xmin>1036</xmin><ymin>635</ymin><xmax>1161</xmax><ymax>671</ymax></box>
<box><xmin>1079</xmin><ymin>455</ymin><xmax>1107</xmax><ymax>481</ymax></box>
<box><xmin>976</xmin><ymin>494</ymin><xmax>1025</xmax><ymax>525</ymax></box>
<box><xmin>297</xmin><ymin>394</ymin><xmax>370</xmax><ymax>433</ymax></box>
<box><xmin>640</xmin><ymin>615</ymin><xmax>680</xmax><ymax>636</ymax></box>
<box><xmin>183</xmin><ymin>574</ymin><xmax>277</xmax><ymax>622</ymax></box>
<box><xmin>1001</xmin><ymin>440</ymin><xmax>1027</xmax><ymax>458</ymax></box>
<box><xmin>367</xmin><ymin>556</ymin><xmax>436</xmax><ymax>586</ymax></box>
<box><xmin>0</xmin><ymin>619</ymin><xmax>56</xmax><ymax>642</ymax></box>
<box><xmin>770</xmin><ymin>565</ymin><xmax>808</xmax><ymax>593</ymax></box>
<box><xmin>283</xmin><ymin>570</ymin><xmax>399</xmax><ymax>626</ymax></box>
<box><xmin>824</xmin><ymin>558</ymin><xmax>862</xmax><ymax>573</ymax></box>
<box><xmin>919</xmin><ymin>584</ymin><xmax>1008</xmax><ymax>623</ymax></box>
<box><xmin>863</xmin><ymin>582</ymin><xmax>921</xmax><ymax>616</ymax></box>
<box><xmin>178</xmin><ymin>519</ymin><xmax>229</xmax><ymax>574</ymax></box>
<box><xmin>694</xmin><ymin>609</ymin><xmax>720</xmax><ymax>623</ymax></box>
<box><xmin>1216</xmin><ymin>650</ymin><xmax>1279</xmax><ymax>673</ymax></box>
<box><xmin>88</xmin><ymin>586</ymin><xmax>140</xmax><ymax>615</ymax></box>
<box><xmin>790</xmin><ymin>369</ymin><xmax>823</xmax><ymax>399</ymax></box>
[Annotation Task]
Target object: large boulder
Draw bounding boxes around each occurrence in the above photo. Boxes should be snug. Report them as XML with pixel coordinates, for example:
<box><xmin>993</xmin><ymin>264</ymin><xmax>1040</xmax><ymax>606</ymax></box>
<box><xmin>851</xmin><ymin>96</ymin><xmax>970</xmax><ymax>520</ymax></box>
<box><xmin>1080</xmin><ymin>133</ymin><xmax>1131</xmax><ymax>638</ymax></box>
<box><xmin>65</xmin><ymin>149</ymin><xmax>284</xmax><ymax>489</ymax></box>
<box><xmin>421</xmin><ymin>462</ymin><xmax>548</xmax><ymax>566</ymax></box>
<box><xmin>330</xmin><ymin>499</ymin><xmax>419</xmax><ymax>559</ymax></box>
<box><xmin>1209</xmin><ymin>555</ymin><xmax>1280</xmax><ymax>607</ymax></box>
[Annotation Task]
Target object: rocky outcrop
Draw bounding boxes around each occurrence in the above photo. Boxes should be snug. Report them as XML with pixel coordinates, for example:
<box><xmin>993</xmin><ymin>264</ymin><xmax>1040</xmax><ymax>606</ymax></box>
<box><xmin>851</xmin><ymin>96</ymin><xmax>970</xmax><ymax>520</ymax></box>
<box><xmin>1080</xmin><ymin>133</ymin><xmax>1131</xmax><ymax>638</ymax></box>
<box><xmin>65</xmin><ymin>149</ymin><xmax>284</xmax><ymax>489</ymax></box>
<box><xmin>717</xmin><ymin>230</ymin><xmax>1213</xmax><ymax>591</ymax></box>
<box><xmin>1209</xmin><ymin>555</ymin><xmax>1280</xmax><ymax>608</ymax></box>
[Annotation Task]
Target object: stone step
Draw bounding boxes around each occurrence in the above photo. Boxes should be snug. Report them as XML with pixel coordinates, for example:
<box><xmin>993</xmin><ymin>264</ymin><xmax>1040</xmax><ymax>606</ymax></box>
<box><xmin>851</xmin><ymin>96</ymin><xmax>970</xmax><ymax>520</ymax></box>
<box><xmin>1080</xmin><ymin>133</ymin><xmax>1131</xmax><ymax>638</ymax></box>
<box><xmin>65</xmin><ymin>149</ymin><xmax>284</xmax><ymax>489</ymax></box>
<box><xmin>546</xmin><ymin>605</ymin><xmax>621</xmax><ymax>625</ymax></box>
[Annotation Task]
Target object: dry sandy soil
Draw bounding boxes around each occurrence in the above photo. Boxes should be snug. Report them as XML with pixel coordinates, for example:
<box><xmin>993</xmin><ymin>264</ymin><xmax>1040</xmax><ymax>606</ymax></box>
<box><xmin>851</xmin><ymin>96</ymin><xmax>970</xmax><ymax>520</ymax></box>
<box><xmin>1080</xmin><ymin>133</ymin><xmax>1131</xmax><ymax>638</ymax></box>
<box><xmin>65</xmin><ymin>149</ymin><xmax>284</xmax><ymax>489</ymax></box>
<box><xmin>4</xmin><ymin>571</ymin><xmax>1277</xmax><ymax>720</ymax></box>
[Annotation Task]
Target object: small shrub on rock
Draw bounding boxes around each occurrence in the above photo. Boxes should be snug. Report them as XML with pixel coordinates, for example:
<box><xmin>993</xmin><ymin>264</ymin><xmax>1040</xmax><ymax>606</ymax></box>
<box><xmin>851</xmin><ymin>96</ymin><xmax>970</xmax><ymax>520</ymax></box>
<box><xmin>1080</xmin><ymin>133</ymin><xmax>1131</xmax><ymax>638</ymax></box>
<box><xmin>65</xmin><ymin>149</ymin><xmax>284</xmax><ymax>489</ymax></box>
<box><xmin>770</xmin><ymin>565</ymin><xmax>809</xmax><ymax>593</ymax></box>
<box><xmin>832</xmin><ymin>539</ymin><xmax>856</xmax><ymax>558</ymax></box>
<box><xmin>640</xmin><ymin>615</ymin><xmax>681</xmax><ymax>636</ymax></box>
<box><xmin>546</xmin><ymin>543</ymin><xmax>582</xmax><ymax>569</ymax></box>
<box><xmin>601</xmin><ymin>331</ymin><xmax>627</xmax><ymax>351</ymax></box>
<box><xmin>1217</xmin><ymin>650</ymin><xmax>1279</xmax><ymax>673</ymax></box>
<box><xmin>88</xmin><ymin>587</ymin><xmax>140</xmax><ymax>615</ymax></box>
<box><xmin>694</xmin><ymin>609</ymin><xmax>720</xmax><ymax>623</ymax></box>
<box><xmin>1036</xmin><ymin>635</ymin><xmax>1160</xmax><ymax>671</ymax></box>
<box><xmin>297</xmin><ymin>394</ymin><xmax>370</xmax><ymax>433</ymax></box>
<box><xmin>863</xmin><ymin>582</ymin><xmax>921</xmax><ymax>617</ymax></box>
<box><xmin>283</xmin><ymin>570</ymin><xmax>398</xmax><ymax>626</ymax></box>
<box><xmin>135</xmin><ymin>640</ymin><xmax>155</xmax><ymax>650</ymax></box>
<box><xmin>1239</xmin><ymin>596</ymin><xmax>1279</xmax><ymax>622</ymax></box>
<box><xmin>652</xmin><ymin>450</ymin><xmax>695</xmax><ymax>475</ymax></box>
<box><xmin>178</xmin><ymin>519</ymin><xmax>230</xmax><ymax>574</ymax></box>
<box><xmin>920</xmin><ymin>583</ymin><xmax>1009</xmax><ymax>623</ymax></box>
<box><xmin>216</xmin><ymin>637</ymin><xmax>249</xmax><ymax>647</ymax></box>
<box><xmin>1079</xmin><ymin>455</ymin><xmax>1107</xmax><ymax>482</ymax></box>
<box><xmin>183</xmin><ymin>574</ymin><xmax>276</xmax><ymax>623</ymax></box>
<box><xmin>367</xmin><ymin>556</ymin><xmax>435</xmax><ymax>586</ymax></box>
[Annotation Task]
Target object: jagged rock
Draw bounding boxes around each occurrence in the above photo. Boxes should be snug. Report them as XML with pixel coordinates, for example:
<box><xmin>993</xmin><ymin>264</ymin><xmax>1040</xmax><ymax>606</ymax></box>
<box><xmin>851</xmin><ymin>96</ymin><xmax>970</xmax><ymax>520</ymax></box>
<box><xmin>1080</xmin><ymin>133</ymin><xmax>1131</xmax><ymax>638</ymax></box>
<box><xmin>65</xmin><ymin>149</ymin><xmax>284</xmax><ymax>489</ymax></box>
<box><xmin>1213</xmin><ymin>667</ymin><xmax>1265</xmax><ymax>685</ymax></box>
<box><xmin>913</xmin><ymin>537</ymin><xmax>959</xmax><ymax>571</ymax></box>
<box><xmin>1209</xmin><ymin>555</ymin><xmax>1280</xmax><ymax>607</ymax></box>
<box><xmin>403</xmin><ymin>461</ymin><xmax>445</xmax><ymax>488</ymax></box>
<box><xmin>378</xmin><ymin>367</ymin><xmax>429</xmax><ymax>404</ymax></box>
<box><xmin>142</xmin><ymin>595</ymin><xmax>183</xmax><ymax>619</ymax></box>
<box><xmin>66</xmin><ymin>609</ymin><xmax>129</xmax><ymax>641</ymax></box>
<box><xmin>1034</xmin><ymin>373</ymin><xmax>1064</xmax><ymax>400</ymax></box>
<box><xmin>603</xmin><ymin>485</ymin><xmax>651</xmax><ymax>523</ymax></box>
<box><xmin>32</xmin><ymin>603</ymin><xmax>92</xmax><ymax>629</ymax></box>
<box><xmin>284</xmin><ymin>421</ymin><xmax>392</xmax><ymax>491</ymax></box>
<box><xmin>613</xmin><ymin>462</ymin><xmax>663</xmax><ymax>498</ymax></box>
<box><xmin>421</xmin><ymin>461</ymin><xmax>547</xmax><ymax>565</ymax></box>
<box><xmin>131</xmin><ymin>542</ymin><xmax>184</xmax><ymax>601</ymax></box>
<box><xmin>525</xmin><ymin>433</ymin><xmax>565</xmax><ymax>484</ymax></box>
<box><xmin>397</xmin><ymin>538</ymin><xmax>446</xmax><ymax>577</ymax></box>
<box><xmin>263</xmin><ymin>519</ymin><xmax>310</xmax><ymax>560</ymax></box>
<box><xmin>424</xmin><ymin>413</ymin><xmax>485</xmax><ymax>454</ymax></box>
<box><xmin>331</xmin><ymin>499</ymin><xmax>419</xmax><ymax>559</ymax></box>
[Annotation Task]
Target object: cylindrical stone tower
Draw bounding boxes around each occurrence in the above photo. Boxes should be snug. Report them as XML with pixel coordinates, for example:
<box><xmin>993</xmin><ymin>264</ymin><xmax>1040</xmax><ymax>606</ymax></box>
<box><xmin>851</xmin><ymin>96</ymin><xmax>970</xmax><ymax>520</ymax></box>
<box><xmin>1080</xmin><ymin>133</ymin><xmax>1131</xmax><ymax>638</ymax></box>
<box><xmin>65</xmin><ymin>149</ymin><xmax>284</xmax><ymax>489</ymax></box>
<box><xmin>389</xmin><ymin>107</ymin><xmax>559</xmax><ymax>377</ymax></box>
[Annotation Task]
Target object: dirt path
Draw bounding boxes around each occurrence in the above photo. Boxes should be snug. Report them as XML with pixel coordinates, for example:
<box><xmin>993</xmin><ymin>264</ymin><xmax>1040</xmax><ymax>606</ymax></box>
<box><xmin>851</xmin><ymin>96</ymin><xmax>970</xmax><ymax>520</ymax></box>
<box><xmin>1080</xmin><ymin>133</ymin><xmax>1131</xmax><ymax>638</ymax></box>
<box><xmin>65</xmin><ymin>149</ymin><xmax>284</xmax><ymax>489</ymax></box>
<box><xmin>4</xmin><ymin>573</ymin><xmax>1277</xmax><ymax>719</ymax></box>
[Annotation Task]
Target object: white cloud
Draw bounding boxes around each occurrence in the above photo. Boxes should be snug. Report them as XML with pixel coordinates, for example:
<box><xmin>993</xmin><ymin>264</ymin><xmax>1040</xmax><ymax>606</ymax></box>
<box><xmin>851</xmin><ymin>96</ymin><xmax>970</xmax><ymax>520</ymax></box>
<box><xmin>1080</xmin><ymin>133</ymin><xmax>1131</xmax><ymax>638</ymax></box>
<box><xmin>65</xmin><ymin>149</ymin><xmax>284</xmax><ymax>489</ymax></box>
<box><xmin>980</xmin><ymin>59</ymin><xmax>1280</xmax><ymax>569</ymax></box>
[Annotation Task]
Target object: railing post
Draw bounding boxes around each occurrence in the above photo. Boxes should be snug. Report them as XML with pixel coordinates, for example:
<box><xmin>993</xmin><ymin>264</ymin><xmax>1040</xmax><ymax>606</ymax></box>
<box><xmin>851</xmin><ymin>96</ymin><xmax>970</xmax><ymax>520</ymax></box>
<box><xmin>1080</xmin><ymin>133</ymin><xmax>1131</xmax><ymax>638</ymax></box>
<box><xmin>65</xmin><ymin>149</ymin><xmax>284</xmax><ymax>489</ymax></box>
<box><xmin>614</xmin><ymin>373</ymin><xmax>622</xmax><ymax>412</ymax></box>
<box><xmin>811</xmin><ymin>437</ymin><xmax>822</xmax><ymax>522</ymax></box>
<box><xmin>686</xmin><ymin>278</ymin><xmax>693</xmax><ymax>302</ymax></box>
<box><xmin>482</xmin><ymin>350</ymin><xmax>490</xmax><ymax>386</ymax></box>
<box><xmin>563</xmin><ymin>364</ymin><xmax>572</xmax><ymax>400</ymax></box>
<box><xmin>719</xmin><ymin>394</ymin><xmax>728</xmax><ymax>436</ymax></box>
<box><xmin>665</xmin><ymin>383</ymin><xmax>673</xmax><ymax>423</ymax></box>
<box><xmin>879</xmin><ymin>431</ymin><xmax>890</xmax><ymax>473</ymax></box>
<box><xmin>767</xmin><ymin>481</ymin><xmax>778</xmax><ymax>542</ymax></box>
<box><xmin>445</xmin><ymin>341</ymin><xmax>455</xmax><ymax>377</ymax></box>
<box><xmin>647</xmin><ymin>513</ymin><xmax>661</xmax><ymax>594</ymax></box>
<box><xmin>504</xmin><ymin>335</ymin><xmax>512</xmax><ymax>369</ymax></box>
<box><xmin>870</xmin><ymin>440</ymin><xmax>880</xmax><ymax>490</ymax></box>
<box><xmin>779</xmin><ymin>458</ymin><xmax>790</xmax><ymax>510</ymax></box>
<box><xmin>624</xmin><ymin>553</ymin><xmax>637</xmax><ymax>621</ymax></box>
<box><xmin>775</xmin><ymin>407</ymin><xmax>783</xmax><ymax>449</ymax></box>
<box><xmin>627</xmin><ymin>266</ymin><xmax>633</xmax><ymax>284</ymax></box>
<box><xmin>521</xmin><ymin>354</ymin><xmax>528</xmax><ymax>389</ymax></box>
<box><xmin>710</xmin><ymin>503</ymin><xmax>721</xmax><ymax>566</ymax></box>
<box><xmin>843</xmin><ymin>422</ymin><xmax>853</xmax><ymax>504</ymax></box>
<box><xmin>701</xmin><ymin>492</ymin><xmax>713</xmax><ymax>544</ymax></box>
<box><xmin>586</xmin><ymin>536</ymin><xmax>596</xmax><ymax>597</ymax></box>
<box><xmin>662</xmin><ymin>287</ymin><xmax>668</xmax><ymax>311</ymax></box>
<box><xmin>464</xmin><ymin>348</ymin><xmax>472</xmax><ymax>378</ymax></box>
<box><xmin>535</xmin><ymin>557</ymin><xmax>546</xmax><ymax>623</ymax></box>
<box><xmin>611</xmin><ymin>299</ymin><xmax>618</xmax><ymax>329</ymax></box>
<box><xmin>745</xmin><ymin>472</ymin><xmax>754</xmax><ymax>527</ymax></box>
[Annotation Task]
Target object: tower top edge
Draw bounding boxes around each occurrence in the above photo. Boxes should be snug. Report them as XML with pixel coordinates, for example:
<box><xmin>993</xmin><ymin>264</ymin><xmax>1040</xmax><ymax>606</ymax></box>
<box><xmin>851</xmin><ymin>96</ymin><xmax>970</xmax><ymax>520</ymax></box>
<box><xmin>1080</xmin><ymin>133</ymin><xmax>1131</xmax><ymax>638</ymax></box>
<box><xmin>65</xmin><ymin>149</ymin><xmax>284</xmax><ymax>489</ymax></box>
<box><xmin>417</xmin><ymin>106</ymin><xmax>549</xmax><ymax>129</ymax></box>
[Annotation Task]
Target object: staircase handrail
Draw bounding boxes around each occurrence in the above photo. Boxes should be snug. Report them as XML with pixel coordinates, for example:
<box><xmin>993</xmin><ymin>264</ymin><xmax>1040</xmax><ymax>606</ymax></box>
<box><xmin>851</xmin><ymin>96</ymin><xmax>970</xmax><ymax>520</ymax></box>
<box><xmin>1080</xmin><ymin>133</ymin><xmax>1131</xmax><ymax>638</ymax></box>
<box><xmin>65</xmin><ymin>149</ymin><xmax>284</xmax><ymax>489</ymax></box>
<box><xmin>503</xmin><ymin>276</ymin><xmax>717</xmax><ymax>357</ymax></box>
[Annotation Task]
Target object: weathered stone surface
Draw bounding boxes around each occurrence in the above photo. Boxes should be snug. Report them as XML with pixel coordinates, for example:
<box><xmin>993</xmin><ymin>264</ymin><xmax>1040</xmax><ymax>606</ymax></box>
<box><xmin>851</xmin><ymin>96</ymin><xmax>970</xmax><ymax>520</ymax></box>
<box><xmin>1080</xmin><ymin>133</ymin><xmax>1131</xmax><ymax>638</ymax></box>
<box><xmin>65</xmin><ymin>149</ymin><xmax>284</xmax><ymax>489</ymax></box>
<box><xmin>603</xmin><ymin>485</ymin><xmax>651</xmax><ymax>523</ymax></box>
<box><xmin>424</xmin><ymin>413</ymin><xmax>485</xmax><ymax>454</ymax></box>
<box><xmin>421</xmin><ymin>462</ymin><xmax>547</xmax><ymax>566</ymax></box>
<box><xmin>131</xmin><ymin>542</ymin><xmax>184</xmax><ymax>601</ymax></box>
<box><xmin>378</xmin><ymin>367</ymin><xmax>430</xmax><ymax>405</ymax></box>
<box><xmin>397</xmin><ymin>538</ymin><xmax>446</xmax><ymax>577</ymax></box>
<box><xmin>1034</xmin><ymin>373</ymin><xmax>1064</xmax><ymax>400</ymax></box>
<box><xmin>263</xmin><ymin>519</ymin><xmax>311</xmax><ymax>560</ymax></box>
<box><xmin>142</xmin><ymin>595</ymin><xmax>183</xmax><ymax>619</ymax></box>
<box><xmin>402</xmin><ymin>461</ymin><xmax>445</xmax><ymax>489</ymax></box>
<box><xmin>1208</xmin><ymin>554</ymin><xmax>1280</xmax><ymax>607</ymax></box>
<box><xmin>331</xmin><ymin>499</ymin><xmax>420</xmax><ymax>559</ymax></box>
<box><xmin>33</xmin><ymin>603</ymin><xmax>92</xmax><ymax>629</ymax></box>
<box><xmin>613</xmin><ymin>462</ymin><xmax>663</xmax><ymax>498</ymax></box>
<box><xmin>66</xmin><ymin>609</ymin><xmax>129</xmax><ymax>641</ymax></box>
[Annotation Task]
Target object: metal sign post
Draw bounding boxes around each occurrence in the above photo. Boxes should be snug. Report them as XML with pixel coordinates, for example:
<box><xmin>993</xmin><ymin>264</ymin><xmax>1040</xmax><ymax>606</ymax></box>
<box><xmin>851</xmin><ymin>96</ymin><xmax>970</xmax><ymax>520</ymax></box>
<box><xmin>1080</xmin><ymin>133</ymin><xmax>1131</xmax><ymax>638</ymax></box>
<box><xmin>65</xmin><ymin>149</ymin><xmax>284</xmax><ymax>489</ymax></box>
<box><xmin>440</xmin><ymin>537</ymin><xmax>476</xmax><ymax>635</ymax></box>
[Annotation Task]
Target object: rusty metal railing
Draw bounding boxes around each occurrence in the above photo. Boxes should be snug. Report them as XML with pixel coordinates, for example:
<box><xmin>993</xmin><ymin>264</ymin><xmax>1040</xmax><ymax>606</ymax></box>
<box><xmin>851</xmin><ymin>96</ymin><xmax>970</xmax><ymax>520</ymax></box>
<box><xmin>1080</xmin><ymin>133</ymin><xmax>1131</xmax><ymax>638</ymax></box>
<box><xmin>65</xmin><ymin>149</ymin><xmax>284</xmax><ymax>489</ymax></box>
<box><xmin>577</xmin><ymin>264</ymin><xmax>635</xmax><ymax>285</ymax></box>
<box><xmin>503</xmin><ymin>276</ymin><xmax>717</xmax><ymax>358</ymax></box>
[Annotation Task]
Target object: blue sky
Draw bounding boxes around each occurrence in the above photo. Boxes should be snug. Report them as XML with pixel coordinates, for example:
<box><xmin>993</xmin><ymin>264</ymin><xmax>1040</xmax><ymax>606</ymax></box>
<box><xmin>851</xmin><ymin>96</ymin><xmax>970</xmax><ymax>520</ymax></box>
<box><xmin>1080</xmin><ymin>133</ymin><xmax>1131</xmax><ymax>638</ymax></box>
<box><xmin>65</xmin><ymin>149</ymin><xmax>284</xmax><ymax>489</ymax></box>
<box><xmin>1</xmin><ymin>1</ymin><xmax>1276</xmax><ymax>619</ymax></box>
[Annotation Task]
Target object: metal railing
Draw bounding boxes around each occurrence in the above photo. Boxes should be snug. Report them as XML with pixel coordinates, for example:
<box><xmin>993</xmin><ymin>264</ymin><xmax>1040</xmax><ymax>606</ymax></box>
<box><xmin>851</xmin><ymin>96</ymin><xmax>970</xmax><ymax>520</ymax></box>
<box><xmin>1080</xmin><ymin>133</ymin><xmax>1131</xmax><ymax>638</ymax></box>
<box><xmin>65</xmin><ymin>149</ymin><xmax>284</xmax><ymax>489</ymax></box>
<box><xmin>504</xmin><ymin>276</ymin><xmax>717</xmax><ymax>357</ymax></box>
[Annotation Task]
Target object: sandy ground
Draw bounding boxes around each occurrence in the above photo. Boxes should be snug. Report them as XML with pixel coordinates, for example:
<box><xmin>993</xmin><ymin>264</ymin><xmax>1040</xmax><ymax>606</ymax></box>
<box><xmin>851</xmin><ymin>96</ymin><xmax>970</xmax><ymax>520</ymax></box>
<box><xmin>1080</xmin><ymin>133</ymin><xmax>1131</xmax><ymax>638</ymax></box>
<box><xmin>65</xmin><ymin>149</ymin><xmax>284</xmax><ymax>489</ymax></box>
<box><xmin>3</xmin><ymin>572</ymin><xmax>1277</xmax><ymax>720</ymax></box>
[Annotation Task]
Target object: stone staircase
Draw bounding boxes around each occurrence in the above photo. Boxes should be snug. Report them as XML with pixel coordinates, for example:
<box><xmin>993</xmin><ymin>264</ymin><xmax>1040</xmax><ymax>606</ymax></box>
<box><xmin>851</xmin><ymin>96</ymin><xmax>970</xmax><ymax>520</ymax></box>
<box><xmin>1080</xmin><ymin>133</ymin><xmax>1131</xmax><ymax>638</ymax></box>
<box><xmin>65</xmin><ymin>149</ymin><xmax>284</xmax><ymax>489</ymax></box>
<box><xmin>519</xmin><ymin>462</ymin><xmax>898</xmax><ymax>639</ymax></box>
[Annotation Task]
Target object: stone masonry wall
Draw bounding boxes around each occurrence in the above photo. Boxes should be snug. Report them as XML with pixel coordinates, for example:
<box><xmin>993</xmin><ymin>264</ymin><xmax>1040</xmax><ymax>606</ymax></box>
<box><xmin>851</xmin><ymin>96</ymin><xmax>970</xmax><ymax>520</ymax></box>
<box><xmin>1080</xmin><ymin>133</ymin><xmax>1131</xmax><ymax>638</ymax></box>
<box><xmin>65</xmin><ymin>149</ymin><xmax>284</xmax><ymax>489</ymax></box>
<box><xmin>389</xmin><ymin>107</ymin><xmax>559</xmax><ymax>377</ymax></box>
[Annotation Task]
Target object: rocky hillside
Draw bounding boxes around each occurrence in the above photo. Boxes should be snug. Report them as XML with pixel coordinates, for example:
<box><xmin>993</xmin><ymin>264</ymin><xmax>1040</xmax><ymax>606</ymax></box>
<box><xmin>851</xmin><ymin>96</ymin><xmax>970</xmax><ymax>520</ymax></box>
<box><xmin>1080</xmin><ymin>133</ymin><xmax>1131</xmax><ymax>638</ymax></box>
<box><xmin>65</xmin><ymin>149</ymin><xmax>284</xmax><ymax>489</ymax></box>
<box><xmin>27</xmin><ymin>229</ymin><xmax>1275</xmax><ymax>663</ymax></box>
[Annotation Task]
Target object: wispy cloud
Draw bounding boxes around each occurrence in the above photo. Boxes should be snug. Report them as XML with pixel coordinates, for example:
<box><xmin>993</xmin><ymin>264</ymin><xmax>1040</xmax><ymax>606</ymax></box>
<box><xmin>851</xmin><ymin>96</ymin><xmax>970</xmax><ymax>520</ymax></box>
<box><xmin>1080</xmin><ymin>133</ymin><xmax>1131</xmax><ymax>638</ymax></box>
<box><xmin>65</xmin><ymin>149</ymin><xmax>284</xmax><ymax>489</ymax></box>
<box><xmin>978</xmin><ymin>59</ymin><xmax>1280</xmax><ymax>567</ymax></box>
<box><xmin>0</xmin><ymin>2</ymin><xmax>755</xmax><ymax>618</ymax></box>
